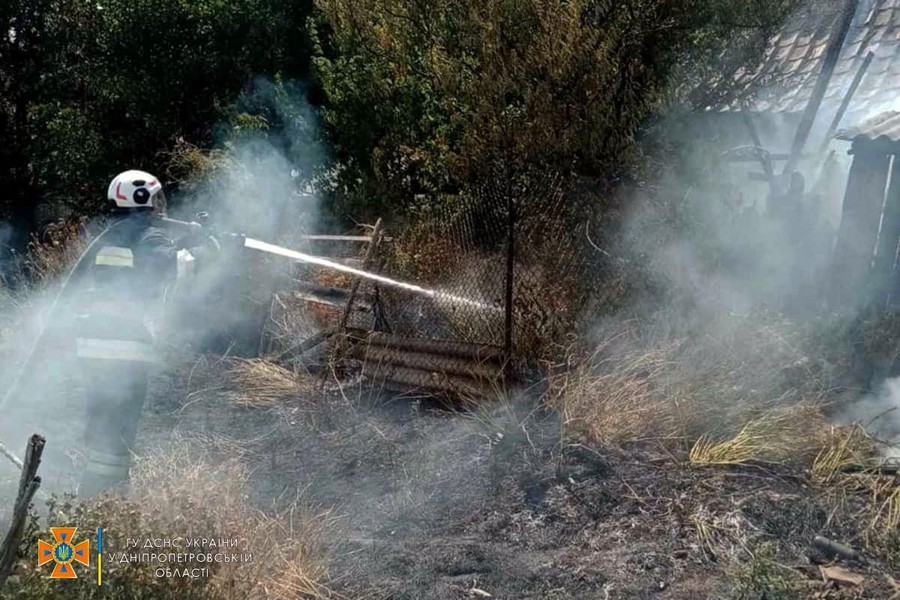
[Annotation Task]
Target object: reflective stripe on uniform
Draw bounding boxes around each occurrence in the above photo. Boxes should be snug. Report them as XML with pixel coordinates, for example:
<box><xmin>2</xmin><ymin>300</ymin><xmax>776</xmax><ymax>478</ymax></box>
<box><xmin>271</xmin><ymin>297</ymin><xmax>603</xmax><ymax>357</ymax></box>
<box><xmin>75</xmin><ymin>338</ymin><xmax>158</xmax><ymax>363</ymax></box>
<box><xmin>95</xmin><ymin>246</ymin><xmax>134</xmax><ymax>267</ymax></box>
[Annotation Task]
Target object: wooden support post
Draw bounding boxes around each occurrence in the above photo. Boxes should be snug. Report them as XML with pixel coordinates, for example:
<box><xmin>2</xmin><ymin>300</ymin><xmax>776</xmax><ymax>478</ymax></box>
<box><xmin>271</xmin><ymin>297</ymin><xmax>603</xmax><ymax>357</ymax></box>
<box><xmin>873</xmin><ymin>156</ymin><xmax>900</xmax><ymax>307</ymax></box>
<box><xmin>822</xmin><ymin>51</ymin><xmax>874</xmax><ymax>151</ymax></box>
<box><xmin>783</xmin><ymin>0</ymin><xmax>859</xmax><ymax>176</ymax></box>
<box><xmin>337</xmin><ymin>219</ymin><xmax>384</xmax><ymax>334</ymax></box>
<box><xmin>0</xmin><ymin>434</ymin><xmax>45</xmax><ymax>588</ymax></box>
<box><xmin>831</xmin><ymin>145</ymin><xmax>892</xmax><ymax>308</ymax></box>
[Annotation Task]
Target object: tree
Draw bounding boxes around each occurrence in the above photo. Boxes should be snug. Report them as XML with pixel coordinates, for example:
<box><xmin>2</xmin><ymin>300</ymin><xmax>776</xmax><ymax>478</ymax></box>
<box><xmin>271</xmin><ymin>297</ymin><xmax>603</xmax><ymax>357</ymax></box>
<box><xmin>0</xmin><ymin>0</ymin><xmax>316</xmax><ymax>245</ymax></box>
<box><xmin>310</xmin><ymin>0</ymin><xmax>800</xmax><ymax>219</ymax></box>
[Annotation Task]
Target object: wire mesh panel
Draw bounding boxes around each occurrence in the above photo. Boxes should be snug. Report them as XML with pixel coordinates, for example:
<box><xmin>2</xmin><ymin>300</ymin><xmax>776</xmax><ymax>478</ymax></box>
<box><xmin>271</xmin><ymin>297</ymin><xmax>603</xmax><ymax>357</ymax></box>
<box><xmin>379</xmin><ymin>194</ymin><xmax>509</xmax><ymax>347</ymax></box>
<box><xmin>377</xmin><ymin>164</ymin><xmax>603</xmax><ymax>368</ymax></box>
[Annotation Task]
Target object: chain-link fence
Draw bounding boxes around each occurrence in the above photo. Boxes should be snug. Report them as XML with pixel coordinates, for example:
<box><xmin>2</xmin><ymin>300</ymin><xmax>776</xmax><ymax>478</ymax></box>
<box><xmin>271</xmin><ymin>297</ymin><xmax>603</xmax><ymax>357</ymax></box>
<box><xmin>373</xmin><ymin>165</ymin><xmax>605</xmax><ymax>369</ymax></box>
<box><xmin>259</xmin><ymin>166</ymin><xmax>610</xmax><ymax>396</ymax></box>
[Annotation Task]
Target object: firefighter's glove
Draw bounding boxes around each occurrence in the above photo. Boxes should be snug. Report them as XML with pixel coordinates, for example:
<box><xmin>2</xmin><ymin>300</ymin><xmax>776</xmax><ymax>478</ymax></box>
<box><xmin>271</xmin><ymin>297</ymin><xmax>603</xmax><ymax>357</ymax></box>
<box><xmin>188</xmin><ymin>235</ymin><xmax>221</xmax><ymax>261</ymax></box>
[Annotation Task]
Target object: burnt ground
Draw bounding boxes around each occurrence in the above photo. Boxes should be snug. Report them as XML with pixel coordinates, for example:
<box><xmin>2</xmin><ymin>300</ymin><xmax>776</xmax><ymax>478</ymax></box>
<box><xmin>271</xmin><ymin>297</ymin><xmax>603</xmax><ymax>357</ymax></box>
<box><xmin>2</xmin><ymin>351</ymin><xmax>899</xmax><ymax>599</ymax></box>
<box><xmin>143</xmin><ymin>357</ymin><xmax>899</xmax><ymax>599</ymax></box>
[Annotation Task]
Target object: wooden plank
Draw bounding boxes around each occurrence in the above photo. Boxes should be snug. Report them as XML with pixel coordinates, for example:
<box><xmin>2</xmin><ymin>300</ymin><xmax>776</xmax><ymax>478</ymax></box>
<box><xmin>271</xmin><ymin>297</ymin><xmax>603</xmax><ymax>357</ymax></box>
<box><xmin>299</xmin><ymin>234</ymin><xmax>372</xmax><ymax>242</ymax></box>
<box><xmin>831</xmin><ymin>148</ymin><xmax>892</xmax><ymax>308</ymax></box>
<box><xmin>782</xmin><ymin>0</ymin><xmax>859</xmax><ymax>176</ymax></box>
<box><xmin>873</xmin><ymin>156</ymin><xmax>900</xmax><ymax>306</ymax></box>
<box><xmin>298</xmin><ymin>234</ymin><xmax>394</xmax><ymax>243</ymax></box>
<box><xmin>294</xmin><ymin>292</ymin><xmax>372</xmax><ymax>311</ymax></box>
<box><xmin>822</xmin><ymin>50</ymin><xmax>875</xmax><ymax>150</ymax></box>
<box><xmin>337</xmin><ymin>219</ymin><xmax>383</xmax><ymax>333</ymax></box>
<box><xmin>274</xmin><ymin>328</ymin><xmax>336</xmax><ymax>361</ymax></box>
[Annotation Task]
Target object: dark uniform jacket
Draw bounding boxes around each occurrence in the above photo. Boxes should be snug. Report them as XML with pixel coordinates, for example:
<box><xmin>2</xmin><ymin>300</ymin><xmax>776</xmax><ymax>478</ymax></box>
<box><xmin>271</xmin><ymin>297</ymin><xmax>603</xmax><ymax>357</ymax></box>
<box><xmin>74</xmin><ymin>211</ymin><xmax>180</xmax><ymax>363</ymax></box>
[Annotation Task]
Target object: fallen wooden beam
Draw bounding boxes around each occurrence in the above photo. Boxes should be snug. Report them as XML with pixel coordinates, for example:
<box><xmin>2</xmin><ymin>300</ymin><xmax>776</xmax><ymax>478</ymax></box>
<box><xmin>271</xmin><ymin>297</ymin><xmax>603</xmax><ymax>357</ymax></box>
<box><xmin>274</xmin><ymin>328</ymin><xmax>336</xmax><ymax>361</ymax></box>
<box><xmin>294</xmin><ymin>281</ymin><xmax>354</xmax><ymax>298</ymax></box>
<box><xmin>294</xmin><ymin>292</ymin><xmax>372</xmax><ymax>312</ymax></box>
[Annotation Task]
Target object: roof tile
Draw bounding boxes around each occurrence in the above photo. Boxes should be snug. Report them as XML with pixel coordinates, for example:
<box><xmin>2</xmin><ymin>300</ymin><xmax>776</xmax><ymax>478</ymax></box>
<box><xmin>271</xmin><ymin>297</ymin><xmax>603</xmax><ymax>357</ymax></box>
<box><xmin>733</xmin><ymin>0</ymin><xmax>900</xmax><ymax>120</ymax></box>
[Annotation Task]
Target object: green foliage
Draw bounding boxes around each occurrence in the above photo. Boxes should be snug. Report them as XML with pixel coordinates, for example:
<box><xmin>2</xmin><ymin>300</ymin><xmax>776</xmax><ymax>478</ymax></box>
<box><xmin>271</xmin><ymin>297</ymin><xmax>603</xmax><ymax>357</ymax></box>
<box><xmin>310</xmin><ymin>0</ymin><xmax>800</xmax><ymax>219</ymax></box>
<box><xmin>0</xmin><ymin>0</ymin><xmax>315</xmax><ymax>234</ymax></box>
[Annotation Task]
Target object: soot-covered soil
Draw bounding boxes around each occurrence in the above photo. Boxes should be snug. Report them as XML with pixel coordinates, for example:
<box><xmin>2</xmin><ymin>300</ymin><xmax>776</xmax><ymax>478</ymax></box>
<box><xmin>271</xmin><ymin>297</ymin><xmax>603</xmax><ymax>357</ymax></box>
<box><xmin>136</xmin><ymin>357</ymin><xmax>898</xmax><ymax>599</ymax></box>
<box><xmin>1</xmin><ymin>351</ymin><xmax>897</xmax><ymax>599</ymax></box>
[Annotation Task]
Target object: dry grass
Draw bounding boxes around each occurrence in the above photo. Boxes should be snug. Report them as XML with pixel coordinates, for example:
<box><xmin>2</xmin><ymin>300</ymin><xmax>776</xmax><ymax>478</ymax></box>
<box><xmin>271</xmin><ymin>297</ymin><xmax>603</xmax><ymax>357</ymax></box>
<box><xmin>689</xmin><ymin>403</ymin><xmax>830</xmax><ymax>467</ymax></box>
<box><xmin>549</xmin><ymin>313</ymin><xmax>900</xmax><ymax>566</ymax></box>
<box><xmin>164</xmin><ymin>138</ymin><xmax>232</xmax><ymax>188</ymax></box>
<box><xmin>811</xmin><ymin>424</ymin><xmax>876</xmax><ymax>484</ymax></box>
<box><xmin>548</xmin><ymin>340</ymin><xmax>679</xmax><ymax>445</ymax></box>
<box><xmin>25</xmin><ymin>218</ymin><xmax>91</xmax><ymax>286</ymax></box>
<box><xmin>547</xmin><ymin>315</ymin><xmax>830</xmax><ymax>458</ymax></box>
<box><xmin>9</xmin><ymin>444</ymin><xmax>337</xmax><ymax>599</ymax></box>
<box><xmin>131</xmin><ymin>446</ymin><xmax>336</xmax><ymax>599</ymax></box>
<box><xmin>807</xmin><ymin>425</ymin><xmax>900</xmax><ymax>551</ymax></box>
<box><xmin>224</xmin><ymin>358</ymin><xmax>320</xmax><ymax>408</ymax></box>
<box><xmin>262</xmin><ymin>292</ymin><xmax>321</xmax><ymax>357</ymax></box>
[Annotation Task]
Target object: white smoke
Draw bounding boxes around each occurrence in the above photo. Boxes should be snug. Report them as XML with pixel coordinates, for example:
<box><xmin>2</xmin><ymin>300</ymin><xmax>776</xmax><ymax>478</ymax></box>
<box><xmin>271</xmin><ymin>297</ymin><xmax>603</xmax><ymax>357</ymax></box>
<box><xmin>835</xmin><ymin>379</ymin><xmax>900</xmax><ymax>458</ymax></box>
<box><xmin>0</xmin><ymin>79</ymin><xmax>328</xmax><ymax>503</ymax></box>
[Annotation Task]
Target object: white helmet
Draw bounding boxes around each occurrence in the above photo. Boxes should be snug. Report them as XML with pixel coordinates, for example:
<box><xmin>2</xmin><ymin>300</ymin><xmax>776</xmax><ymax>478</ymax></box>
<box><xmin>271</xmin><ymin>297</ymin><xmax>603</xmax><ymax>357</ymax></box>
<box><xmin>107</xmin><ymin>170</ymin><xmax>164</xmax><ymax>209</ymax></box>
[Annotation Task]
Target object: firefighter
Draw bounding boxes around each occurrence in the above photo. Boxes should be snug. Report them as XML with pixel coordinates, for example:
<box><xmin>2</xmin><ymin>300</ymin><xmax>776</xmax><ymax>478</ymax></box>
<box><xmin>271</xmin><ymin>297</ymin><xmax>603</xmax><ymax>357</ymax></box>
<box><xmin>75</xmin><ymin>170</ymin><xmax>218</xmax><ymax>496</ymax></box>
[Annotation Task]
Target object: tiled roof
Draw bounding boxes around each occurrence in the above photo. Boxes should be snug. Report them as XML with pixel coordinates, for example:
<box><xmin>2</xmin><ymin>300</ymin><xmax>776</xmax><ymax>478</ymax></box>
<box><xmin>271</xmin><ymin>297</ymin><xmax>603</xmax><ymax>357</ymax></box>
<box><xmin>836</xmin><ymin>109</ymin><xmax>900</xmax><ymax>140</ymax></box>
<box><xmin>737</xmin><ymin>0</ymin><xmax>900</xmax><ymax>119</ymax></box>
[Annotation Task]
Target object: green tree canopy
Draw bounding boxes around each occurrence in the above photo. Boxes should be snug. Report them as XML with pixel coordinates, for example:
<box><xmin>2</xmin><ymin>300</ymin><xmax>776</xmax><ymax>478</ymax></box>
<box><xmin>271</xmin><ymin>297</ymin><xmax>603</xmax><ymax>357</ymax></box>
<box><xmin>0</xmin><ymin>0</ymin><xmax>315</xmax><ymax>239</ymax></box>
<box><xmin>311</xmin><ymin>0</ymin><xmax>799</xmax><ymax>219</ymax></box>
